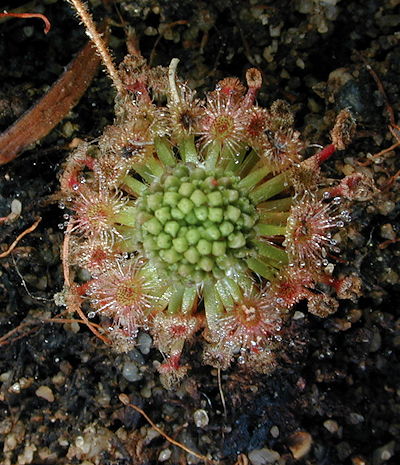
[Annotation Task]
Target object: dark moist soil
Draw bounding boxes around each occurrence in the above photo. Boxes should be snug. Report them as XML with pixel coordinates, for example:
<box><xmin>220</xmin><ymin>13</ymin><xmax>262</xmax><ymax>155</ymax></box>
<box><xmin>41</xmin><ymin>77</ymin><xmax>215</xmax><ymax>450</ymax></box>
<box><xmin>1</xmin><ymin>1</ymin><xmax>400</xmax><ymax>464</ymax></box>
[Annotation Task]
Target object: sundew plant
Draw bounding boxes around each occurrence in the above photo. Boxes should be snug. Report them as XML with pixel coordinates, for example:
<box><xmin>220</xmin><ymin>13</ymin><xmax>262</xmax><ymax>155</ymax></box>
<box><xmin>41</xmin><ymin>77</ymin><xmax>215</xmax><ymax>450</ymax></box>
<box><xmin>61</xmin><ymin>0</ymin><xmax>370</xmax><ymax>387</ymax></box>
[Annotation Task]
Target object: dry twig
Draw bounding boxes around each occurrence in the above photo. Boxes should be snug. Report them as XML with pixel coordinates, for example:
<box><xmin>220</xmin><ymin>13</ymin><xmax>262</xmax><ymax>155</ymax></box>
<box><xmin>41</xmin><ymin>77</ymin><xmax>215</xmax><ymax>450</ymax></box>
<box><xmin>0</xmin><ymin>40</ymin><xmax>101</xmax><ymax>165</ymax></box>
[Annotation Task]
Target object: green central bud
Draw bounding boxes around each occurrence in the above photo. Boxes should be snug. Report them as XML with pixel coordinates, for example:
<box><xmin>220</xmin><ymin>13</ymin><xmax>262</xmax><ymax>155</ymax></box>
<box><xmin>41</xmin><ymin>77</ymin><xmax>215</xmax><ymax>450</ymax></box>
<box><xmin>136</xmin><ymin>163</ymin><xmax>258</xmax><ymax>283</ymax></box>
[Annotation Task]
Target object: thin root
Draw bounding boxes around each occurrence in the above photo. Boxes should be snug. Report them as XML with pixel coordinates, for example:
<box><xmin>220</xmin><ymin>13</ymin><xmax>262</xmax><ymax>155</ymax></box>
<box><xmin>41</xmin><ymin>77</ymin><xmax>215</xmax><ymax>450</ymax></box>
<box><xmin>0</xmin><ymin>217</ymin><xmax>41</xmax><ymax>259</ymax></box>
<box><xmin>382</xmin><ymin>168</ymin><xmax>400</xmax><ymax>191</ymax></box>
<box><xmin>119</xmin><ymin>394</ymin><xmax>218</xmax><ymax>464</ymax></box>
<box><xmin>357</xmin><ymin>52</ymin><xmax>396</xmax><ymax>127</ymax></box>
<box><xmin>357</xmin><ymin>139</ymin><xmax>400</xmax><ymax>167</ymax></box>
<box><xmin>217</xmin><ymin>368</ymin><xmax>227</xmax><ymax>419</ymax></box>
<box><xmin>378</xmin><ymin>237</ymin><xmax>400</xmax><ymax>250</ymax></box>
<box><xmin>0</xmin><ymin>314</ymin><xmax>105</xmax><ymax>347</ymax></box>
<box><xmin>356</xmin><ymin>53</ymin><xmax>400</xmax><ymax>168</ymax></box>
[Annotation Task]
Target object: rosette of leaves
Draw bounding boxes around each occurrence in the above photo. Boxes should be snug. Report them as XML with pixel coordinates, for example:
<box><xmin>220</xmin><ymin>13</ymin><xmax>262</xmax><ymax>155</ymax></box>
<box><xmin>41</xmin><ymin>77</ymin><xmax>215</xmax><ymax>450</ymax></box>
<box><xmin>60</xmin><ymin>53</ymin><xmax>366</xmax><ymax>387</ymax></box>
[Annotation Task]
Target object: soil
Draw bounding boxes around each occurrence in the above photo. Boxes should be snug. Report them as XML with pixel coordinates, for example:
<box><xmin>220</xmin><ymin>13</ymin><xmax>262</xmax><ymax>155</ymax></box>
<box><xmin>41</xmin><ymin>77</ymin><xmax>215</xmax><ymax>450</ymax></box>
<box><xmin>0</xmin><ymin>1</ymin><xmax>399</xmax><ymax>464</ymax></box>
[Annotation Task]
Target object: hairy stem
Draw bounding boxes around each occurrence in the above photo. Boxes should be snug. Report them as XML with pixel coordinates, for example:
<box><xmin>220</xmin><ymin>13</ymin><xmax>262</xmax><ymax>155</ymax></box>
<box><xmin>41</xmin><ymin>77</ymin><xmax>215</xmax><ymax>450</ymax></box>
<box><xmin>66</xmin><ymin>0</ymin><xmax>124</xmax><ymax>94</ymax></box>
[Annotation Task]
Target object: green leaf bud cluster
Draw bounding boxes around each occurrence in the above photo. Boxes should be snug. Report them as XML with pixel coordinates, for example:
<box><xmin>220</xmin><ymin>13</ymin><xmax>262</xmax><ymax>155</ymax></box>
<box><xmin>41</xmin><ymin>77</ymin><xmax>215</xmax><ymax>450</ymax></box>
<box><xmin>136</xmin><ymin>164</ymin><xmax>258</xmax><ymax>282</ymax></box>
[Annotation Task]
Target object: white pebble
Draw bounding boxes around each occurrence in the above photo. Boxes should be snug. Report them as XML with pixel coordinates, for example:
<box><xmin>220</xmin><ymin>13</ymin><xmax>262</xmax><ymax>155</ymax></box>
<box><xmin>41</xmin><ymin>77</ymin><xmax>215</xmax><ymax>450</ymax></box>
<box><xmin>248</xmin><ymin>447</ymin><xmax>280</xmax><ymax>465</ymax></box>
<box><xmin>193</xmin><ymin>409</ymin><xmax>209</xmax><ymax>428</ymax></box>
<box><xmin>324</xmin><ymin>419</ymin><xmax>339</xmax><ymax>433</ymax></box>
<box><xmin>270</xmin><ymin>425</ymin><xmax>280</xmax><ymax>438</ymax></box>
<box><xmin>158</xmin><ymin>448</ymin><xmax>172</xmax><ymax>462</ymax></box>
<box><xmin>122</xmin><ymin>362</ymin><xmax>142</xmax><ymax>382</ymax></box>
<box><xmin>137</xmin><ymin>332</ymin><xmax>152</xmax><ymax>354</ymax></box>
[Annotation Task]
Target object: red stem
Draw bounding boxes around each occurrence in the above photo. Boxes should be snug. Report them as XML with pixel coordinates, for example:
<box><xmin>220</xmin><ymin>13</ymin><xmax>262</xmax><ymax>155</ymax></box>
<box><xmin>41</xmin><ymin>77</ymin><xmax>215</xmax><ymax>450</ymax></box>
<box><xmin>314</xmin><ymin>143</ymin><xmax>336</xmax><ymax>165</ymax></box>
<box><xmin>0</xmin><ymin>13</ymin><xmax>51</xmax><ymax>34</ymax></box>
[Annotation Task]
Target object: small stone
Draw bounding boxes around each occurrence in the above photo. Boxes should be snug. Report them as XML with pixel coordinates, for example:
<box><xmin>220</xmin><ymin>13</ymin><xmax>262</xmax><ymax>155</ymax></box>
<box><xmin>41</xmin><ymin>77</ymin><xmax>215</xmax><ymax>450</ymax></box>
<box><xmin>341</xmin><ymin>161</ymin><xmax>355</xmax><ymax>176</ymax></box>
<box><xmin>60</xmin><ymin>360</ymin><xmax>72</xmax><ymax>375</ymax></box>
<box><xmin>392</xmin><ymin>335</ymin><xmax>400</xmax><ymax>347</ymax></box>
<box><xmin>287</xmin><ymin>431</ymin><xmax>313</xmax><ymax>460</ymax></box>
<box><xmin>128</xmin><ymin>348</ymin><xmax>145</xmax><ymax>365</ymax></box>
<box><xmin>248</xmin><ymin>447</ymin><xmax>280</xmax><ymax>465</ymax></box>
<box><xmin>140</xmin><ymin>385</ymin><xmax>152</xmax><ymax>398</ymax></box>
<box><xmin>333</xmin><ymin>318</ymin><xmax>352</xmax><ymax>331</ymax></box>
<box><xmin>352</xmin><ymin>456</ymin><xmax>367</xmax><ymax>465</ymax></box>
<box><xmin>193</xmin><ymin>409</ymin><xmax>209</xmax><ymax>428</ymax></box>
<box><xmin>52</xmin><ymin>372</ymin><xmax>66</xmax><ymax>386</ymax></box>
<box><xmin>296</xmin><ymin>0</ymin><xmax>313</xmax><ymax>14</ymax></box>
<box><xmin>4</xmin><ymin>432</ymin><xmax>18</xmax><ymax>452</ymax></box>
<box><xmin>348</xmin><ymin>309</ymin><xmax>362</xmax><ymax>323</ymax></box>
<box><xmin>62</xmin><ymin>121</ymin><xmax>75</xmax><ymax>138</ymax></box>
<box><xmin>0</xmin><ymin>418</ymin><xmax>12</xmax><ymax>435</ymax></box>
<box><xmin>308</xmin><ymin>97</ymin><xmax>321</xmax><ymax>113</ymax></box>
<box><xmin>35</xmin><ymin>385</ymin><xmax>55</xmax><ymax>402</ymax></box>
<box><xmin>10</xmin><ymin>199</ymin><xmax>22</xmax><ymax>219</ymax></box>
<box><xmin>377</xmin><ymin>200</ymin><xmax>395</xmax><ymax>216</ymax></box>
<box><xmin>270</xmin><ymin>425</ymin><xmax>280</xmax><ymax>438</ymax></box>
<box><xmin>369</xmin><ymin>327</ymin><xmax>382</xmax><ymax>352</ymax></box>
<box><xmin>23</xmin><ymin>25</ymin><xmax>34</xmax><ymax>37</ymax></box>
<box><xmin>372</xmin><ymin>441</ymin><xmax>395</xmax><ymax>465</ymax></box>
<box><xmin>19</xmin><ymin>377</ymin><xmax>34</xmax><ymax>390</ymax></box>
<box><xmin>17</xmin><ymin>443</ymin><xmax>37</xmax><ymax>465</ymax></box>
<box><xmin>349</xmin><ymin>413</ymin><xmax>364</xmax><ymax>424</ymax></box>
<box><xmin>137</xmin><ymin>332</ymin><xmax>152</xmax><ymax>355</ymax></box>
<box><xmin>293</xmin><ymin>311</ymin><xmax>305</xmax><ymax>320</ymax></box>
<box><xmin>178</xmin><ymin>431</ymin><xmax>202</xmax><ymax>464</ymax></box>
<box><xmin>269</xmin><ymin>22</ymin><xmax>283</xmax><ymax>37</ymax></box>
<box><xmin>144</xmin><ymin>26</ymin><xmax>158</xmax><ymax>36</ymax></box>
<box><xmin>143</xmin><ymin>427</ymin><xmax>160</xmax><ymax>444</ymax></box>
<box><xmin>75</xmin><ymin>435</ymin><xmax>89</xmax><ymax>453</ymax></box>
<box><xmin>65</xmin><ymin>321</ymin><xmax>80</xmax><ymax>333</ymax></box>
<box><xmin>9</xmin><ymin>382</ymin><xmax>21</xmax><ymax>394</ymax></box>
<box><xmin>323</xmin><ymin>419</ymin><xmax>339</xmax><ymax>433</ymax></box>
<box><xmin>77</xmin><ymin>267</ymin><xmax>91</xmax><ymax>282</ymax></box>
<box><xmin>336</xmin><ymin>441</ymin><xmax>352</xmax><ymax>461</ymax></box>
<box><xmin>0</xmin><ymin>371</ymin><xmax>11</xmax><ymax>382</ymax></box>
<box><xmin>296</xmin><ymin>57</ymin><xmax>305</xmax><ymax>69</ymax></box>
<box><xmin>158</xmin><ymin>448</ymin><xmax>172</xmax><ymax>462</ymax></box>
<box><xmin>380</xmin><ymin>223</ymin><xmax>396</xmax><ymax>241</ymax></box>
<box><xmin>263</xmin><ymin>44</ymin><xmax>277</xmax><ymax>63</ymax></box>
<box><xmin>122</xmin><ymin>362</ymin><xmax>142</xmax><ymax>382</ymax></box>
